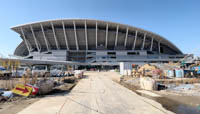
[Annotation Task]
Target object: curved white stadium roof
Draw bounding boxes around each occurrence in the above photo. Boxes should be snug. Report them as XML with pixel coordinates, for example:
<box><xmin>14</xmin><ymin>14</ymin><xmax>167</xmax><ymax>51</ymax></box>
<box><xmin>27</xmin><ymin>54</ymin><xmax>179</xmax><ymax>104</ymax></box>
<box><xmin>11</xmin><ymin>19</ymin><xmax>183</xmax><ymax>56</ymax></box>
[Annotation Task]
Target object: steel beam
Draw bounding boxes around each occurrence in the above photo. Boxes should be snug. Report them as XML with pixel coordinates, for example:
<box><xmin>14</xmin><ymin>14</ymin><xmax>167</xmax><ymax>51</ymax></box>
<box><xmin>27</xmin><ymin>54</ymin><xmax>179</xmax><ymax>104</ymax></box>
<box><xmin>105</xmin><ymin>23</ymin><xmax>108</xmax><ymax>48</ymax></box>
<box><xmin>141</xmin><ymin>33</ymin><xmax>146</xmax><ymax>50</ymax></box>
<box><xmin>30</xmin><ymin>25</ymin><xmax>40</xmax><ymax>52</ymax></box>
<box><xmin>115</xmin><ymin>25</ymin><xmax>119</xmax><ymax>47</ymax></box>
<box><xmin>84</xmin><ymin>20</ymin><xmax>88</xmax><ymax>50</ymax></box>
<box><xmin>27</xmin><ymin>40</ymin><xmax>32</xmax><ymax>51</ymax></box>
<box><xmin>62</xmin><ymin>21</ymin><xmax>69</xmax><ymax>50</ymax></box>
<box><xmin>124</xmin><ymin>27</ymin><xmax>129</xmax><ymax>47</ymax></box>
<box><xmin>40</xmin><ymin>23</ymin><xmax>50</xmax><ymax>51</ymax></box>
<box><xmin>150</xmin><ymin>37</ymin><xmax>154</xmax><ymax>51</ymax></box>
<box><xmin>158</xmin><ymin>41</ymin><xmax>161</xmax><ymax>54</ymax></box>
<box><xmin>133</xmin><ymin>30</ymin><xmax>138</xmax><ymax>50</ymax></box>
<box><xmin>20</xmin><ymin>27</ymin><xmax>30</xmax><ymax>52</ymax></box>
<box><xmin>28</xmin><ymin>41</ymin><xmax>33</xmax><ymax>51</ymax></box>
<box><xmin>96</xmin><ymin>21</ymin><xmax>98</xmax><ymax>48</ymax></box>
<box><xmin>51</xmin><ymin>22</ymin><xmax>60</xmax><ymax>49</ymax></box>
<box><xmin>73</xmin><ymin>21</ymin><xmax>79</xmax><ymax>50</ymax></box>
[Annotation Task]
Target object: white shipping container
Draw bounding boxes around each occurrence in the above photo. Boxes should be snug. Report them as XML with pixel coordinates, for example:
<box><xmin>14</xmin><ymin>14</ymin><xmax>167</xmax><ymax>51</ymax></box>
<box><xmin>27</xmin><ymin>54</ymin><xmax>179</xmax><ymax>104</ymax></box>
<box><xmin>120</xmin><ymin>62</ymin><xmax>132</xmax><ymax>75</ymax></box>
<box><xmin>127</xmin><ymin>70</ymin><xmax>132</xmax><ymax>76</ymax></box>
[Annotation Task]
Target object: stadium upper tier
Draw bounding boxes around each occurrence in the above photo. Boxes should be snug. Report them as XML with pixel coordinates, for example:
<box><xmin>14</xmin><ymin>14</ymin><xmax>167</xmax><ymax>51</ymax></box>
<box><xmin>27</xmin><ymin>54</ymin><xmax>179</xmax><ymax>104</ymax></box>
<box><xmin>11</xmin><ymin>19</ymin><xmax>182</xmax><ymax>56</ymax></box>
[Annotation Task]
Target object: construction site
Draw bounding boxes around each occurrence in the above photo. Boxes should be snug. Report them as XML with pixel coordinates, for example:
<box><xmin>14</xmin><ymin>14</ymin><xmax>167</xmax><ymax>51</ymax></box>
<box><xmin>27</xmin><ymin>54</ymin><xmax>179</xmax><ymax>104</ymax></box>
<box><xmin>0</xmin><ymin>18</ymin><xmax>199</xmax><ymax>114</ymax></box>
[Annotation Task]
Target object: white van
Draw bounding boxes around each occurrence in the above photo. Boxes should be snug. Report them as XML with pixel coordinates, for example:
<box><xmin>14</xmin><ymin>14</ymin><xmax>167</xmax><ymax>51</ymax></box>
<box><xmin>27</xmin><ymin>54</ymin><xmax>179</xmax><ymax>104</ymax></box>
<box><xmin>12</xmin><ymin>67</ymin><xmax>28</xmax><ymax>77</ymax></box>
<box><xmin>32</xmin><ymin>65</ymin><xmax>50</xmax><ymax>77</ymax></box>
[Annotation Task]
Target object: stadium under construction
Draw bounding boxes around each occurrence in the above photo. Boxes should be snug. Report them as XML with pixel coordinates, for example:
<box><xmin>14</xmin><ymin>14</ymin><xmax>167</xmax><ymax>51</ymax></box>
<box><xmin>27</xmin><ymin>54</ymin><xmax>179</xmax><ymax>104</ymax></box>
<box><xmin>11</xmin><ymin>19</ymin><xmax>190</xmax><ymax>67</ymax></box>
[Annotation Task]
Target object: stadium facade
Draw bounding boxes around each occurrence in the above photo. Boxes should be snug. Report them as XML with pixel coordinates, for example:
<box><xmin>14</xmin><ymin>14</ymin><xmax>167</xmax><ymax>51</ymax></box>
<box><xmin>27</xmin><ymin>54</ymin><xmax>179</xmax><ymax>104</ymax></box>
<box><xmin>11</xmin><ymin>19</ymin><xmax>186</xmax><ymax>65</ymax></box>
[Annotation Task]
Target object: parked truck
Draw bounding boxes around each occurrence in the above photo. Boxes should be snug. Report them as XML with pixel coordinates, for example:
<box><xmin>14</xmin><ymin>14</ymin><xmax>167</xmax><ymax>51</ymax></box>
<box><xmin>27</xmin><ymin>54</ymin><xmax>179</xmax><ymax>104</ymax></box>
<box><xmin>32</xmin><ymin>65</ymin><xmax>50</xmax><ymax>77</ymax></box>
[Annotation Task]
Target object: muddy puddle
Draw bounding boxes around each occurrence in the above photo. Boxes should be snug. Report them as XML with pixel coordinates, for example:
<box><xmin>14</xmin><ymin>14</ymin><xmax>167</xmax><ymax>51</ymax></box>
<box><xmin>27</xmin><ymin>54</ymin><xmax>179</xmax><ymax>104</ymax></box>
<box><xmin>120</xmin><ymin>82</ymin><xmax>200</xmax><ymax>114</ymax></box>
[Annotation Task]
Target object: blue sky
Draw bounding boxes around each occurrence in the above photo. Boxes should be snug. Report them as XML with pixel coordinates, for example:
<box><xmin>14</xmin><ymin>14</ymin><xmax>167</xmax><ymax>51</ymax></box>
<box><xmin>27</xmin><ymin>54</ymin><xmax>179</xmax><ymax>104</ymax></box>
<box><xmin>0</xmin><ymin>0</ymin><xmax>199</xmax><ymax>57</ymax></box>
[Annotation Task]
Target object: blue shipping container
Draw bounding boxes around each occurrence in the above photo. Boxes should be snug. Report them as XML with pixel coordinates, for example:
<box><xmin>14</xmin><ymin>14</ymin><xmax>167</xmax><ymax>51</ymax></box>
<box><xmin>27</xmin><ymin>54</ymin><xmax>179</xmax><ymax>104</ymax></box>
<box><xmin>175</xmin><ymin>69</ymin><xmax>184</xmax><ymax>78</ymax></box>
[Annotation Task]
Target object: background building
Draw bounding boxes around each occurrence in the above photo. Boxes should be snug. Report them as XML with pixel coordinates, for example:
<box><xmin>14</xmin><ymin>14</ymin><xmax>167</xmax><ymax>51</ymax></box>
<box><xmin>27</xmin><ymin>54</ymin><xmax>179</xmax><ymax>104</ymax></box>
<box><xmin>12</xmin><ymin>19</ymin><xmax>186</xmax><ymax>65</ymax></box>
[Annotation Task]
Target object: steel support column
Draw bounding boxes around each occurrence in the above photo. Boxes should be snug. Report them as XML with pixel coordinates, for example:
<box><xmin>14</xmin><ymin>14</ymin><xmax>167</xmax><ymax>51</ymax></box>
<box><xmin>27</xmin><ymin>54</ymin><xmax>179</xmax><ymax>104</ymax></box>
<box><xmin>51</xmin><ymin>22</ymin><xmax>60</xmax><ymax>49</ymax></box>
<box><xmin>62</xmin><ymin>21</ymin><xmax>69</xmax><ymax>50</ymax></box>
<box><xmin>141</xmin><ymin>33</ymin><xmax>146</xmax><ymax>50</ymax></box>
<box><xmin>150</xmin><ymin>37</ymin><xmax>154</xmax><ymax>51</ymax></box>
<box><xmin>73</xmin><ymin>21</ymin><xmax>79</xmax><ymax>50</ymax></box>
<box><xmin>105</xmin><ymin>23</ymin><xmax>108</xmax><ymax>48</ymax></box>
<box><xmin>84</xmin><ymin>20</ymin><xmax>88</xmax><ymax>50</ymax></box>
<box><xmin>115</xmin><ymin>25</ymin><xmax>119</xmax><ymax>47</ymax></box>
<box><xmin>96</xmin><ymin>21</ymin><xmax>98</xmax><ymax>49</ymax></box>
<box><xmin>124</xmin><ymin>27</ymin><xmax>129</xmax><ymax>47</ymax></box>
<box><xmin>30</xmin><ymin>25</ymin><xmax>40</xmax><ymax>52</ymax></box>
<box><xmin>20</xmin><ymin>27</ymin><xmax>30</xmax><ymax>52</ymax></box>
<box><xmin>27</xmin><ymin>40</ymin><xmax>32</xmax><ymax>51</ymax></box>
<box><xmin>158</xmin><ymin>41</ymin><xmax>161</xmax><ymax>54</ymax></box>
<box><xmin>40</xmin><ymin>23</ymin><xmax>50</xmax><ymax>51</ymax></box>
<box><xmin>133</xmin><ymin>30</ymin><xmax>138</xmax><ymax>50</ymax></box>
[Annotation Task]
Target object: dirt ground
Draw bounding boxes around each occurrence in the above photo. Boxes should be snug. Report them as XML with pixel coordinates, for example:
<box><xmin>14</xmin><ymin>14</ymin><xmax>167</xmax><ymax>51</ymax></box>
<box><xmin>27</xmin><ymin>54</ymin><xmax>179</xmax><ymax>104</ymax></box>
<box><xmin>0</xmin><ymin>97</ymin><xmax>40</xmax><ymax>114</ymax></box>
<box><xmin>16</xmin><ymin>72</ymin><xmax>173</xmax><ymax>114</ymax></box>
<box><xmin>1</xmin><ymin>72</ymin><xmax>199</xmax><ymax>114</ymax></box>
<box><xmin>100</xmin><ymin>71</ymin><xmax>122</xmax><ymax>82</ymax></box>
<box><xmin>120</xmin><ymin>75</ymin><xmax>200</xmax><ymax>113</ymax></box>
<box><xmin>154</xmin><ymin>90</ymin><xmax>200</xmax><ymax>108</ymax></box>
<box><xmin>0</xmin><ymin>78</ymin><xmax>77</xmax><ymax>114</ymax></box>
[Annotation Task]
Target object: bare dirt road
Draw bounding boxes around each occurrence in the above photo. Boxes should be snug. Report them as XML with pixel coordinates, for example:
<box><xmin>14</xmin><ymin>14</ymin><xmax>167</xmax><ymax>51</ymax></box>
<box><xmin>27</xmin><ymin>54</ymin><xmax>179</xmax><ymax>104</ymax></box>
<box><xmin>17</xmin><ymin>72</ymin><xmax>173</xmax><ymax>114</ymax></box>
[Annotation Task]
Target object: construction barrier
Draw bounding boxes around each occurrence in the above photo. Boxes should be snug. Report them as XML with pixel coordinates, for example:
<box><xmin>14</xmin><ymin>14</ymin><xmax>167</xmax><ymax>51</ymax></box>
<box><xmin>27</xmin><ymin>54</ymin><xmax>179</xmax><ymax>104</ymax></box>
<box><xmin>12</xmin><ymin>84</ymin><xmax>32</xmax><ymax>96</ymax></box>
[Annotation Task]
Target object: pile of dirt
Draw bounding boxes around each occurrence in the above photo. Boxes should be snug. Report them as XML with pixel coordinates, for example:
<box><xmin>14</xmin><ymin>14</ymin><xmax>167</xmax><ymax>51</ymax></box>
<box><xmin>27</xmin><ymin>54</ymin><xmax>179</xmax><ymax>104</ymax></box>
<box><xmin>51</xmin><ymin>83</ymin><xmax>76</xmax><ymax>94</ymax></box>
<box><xmin>159</xmin><ymin>83</ymin><xmax>200</xmax><ymax>96</ymax></box>
<box><xmin>36</xmin><ymin>79</ymin><xmax>55</xmax><ymax>95</ymax></box>
<box><xmin>123</xmin><ymin>77</ymin><xmax>141</xmax><ymax>88</ymax></box>
<box><xmin>50</xmin><ymin>77</ymin><xmax>77</xmax><ymax>94</ymax></box>
<box><xmin>62</xmin><ymin>77</ymin><xmax>77</xmax><ymax>83</ymax></box>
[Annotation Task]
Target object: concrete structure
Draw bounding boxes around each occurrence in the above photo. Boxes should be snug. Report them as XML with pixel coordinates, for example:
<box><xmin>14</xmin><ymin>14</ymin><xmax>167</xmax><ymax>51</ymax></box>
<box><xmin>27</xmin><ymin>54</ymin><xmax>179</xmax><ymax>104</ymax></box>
<box><xmin>12</xmin><ymin>19</ymin><xmax>186</xmax><ymax>65</ymax></box>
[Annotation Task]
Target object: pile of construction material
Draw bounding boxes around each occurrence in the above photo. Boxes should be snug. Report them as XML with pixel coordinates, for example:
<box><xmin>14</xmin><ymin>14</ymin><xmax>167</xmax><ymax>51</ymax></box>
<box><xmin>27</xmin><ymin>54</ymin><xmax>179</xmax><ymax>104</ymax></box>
<box><xmin>127</xmin><ymin>64</ymin><xmax>163</xmax><ymax>79</ymax></box>
<box><xmin>140</xmin><ymin>77</ymin><xmax>157</xmax><ymax>90</ymax></box>
<box><xmin>159</xmin><ymin>83</ymin><xmax>200</xmax><ymax>96</ymax></box>
<box><xmin>137</xmin><ymin>64</ymin><xmax>162</xmax><ymax>77</ymax></box>
<box><xmin>121</xmin><ymin>62</ymin><xmax>200</xmax><ymax>93</ymax></box>
<box><xmin>0</xmin><ymin>90</ymin><xmax>13</xmax><ymax>102</ymax></box>
<box><xmin>121</xmin><ymin>76</ymin><xmax>158</xmax><ymax>91</ymax></box>
<box><xmin>62</xmin><ymin>77</ymin><xmax>76</xmax><ymax>83</ymax></box>
<box><xmin>153</xmin><ymin>63</ymin><xmax>185</xmax><ymax>78</ymax></box>
<box><xmin>36</xmin><ymin>79</ymin><xmax>54</xmax><ymax>95</ymax></box>
<box><xmin>120</xmin><ymin>63</ymin><xmax>160</xmax><ymax>90</ymax></box>
<box><xmin>0</xmin><ymin>70</ymin><xmax>83</xmax><ymax>104</ymax></box>
<box><xmin>74</xmin><ymin>70</ymin><xmax>84</xmax><ymax>79</ymax></box>
<box><xmin>187</xmin><ymin>63</ymin><xmax>200</xmax><ymax>78</ymax></box>
<box><xmin>141</xmin><ymin>63</ymin><xmax>188</xmax><ymax>79</ymax></box>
